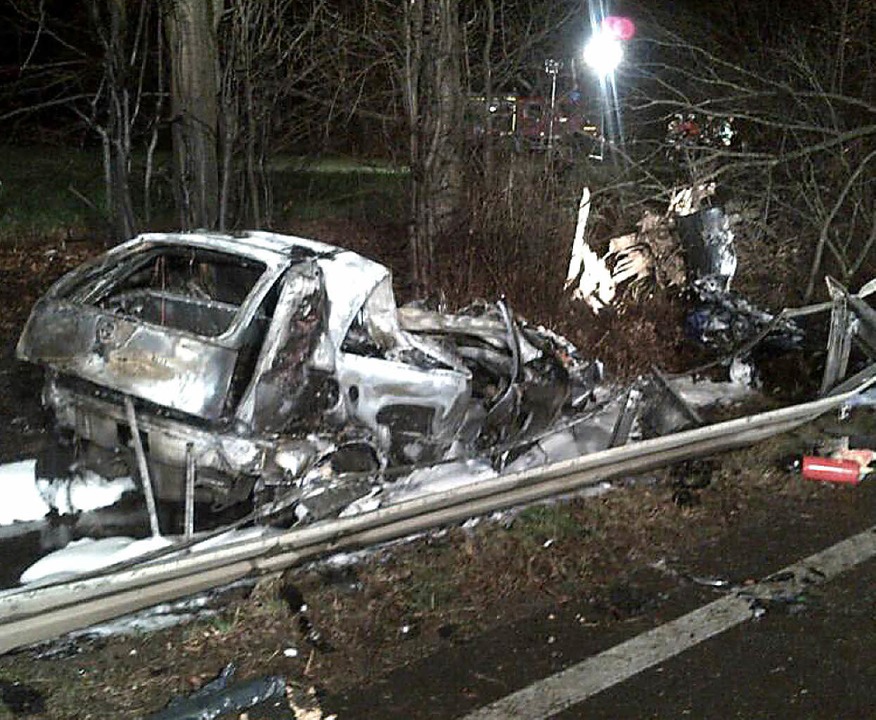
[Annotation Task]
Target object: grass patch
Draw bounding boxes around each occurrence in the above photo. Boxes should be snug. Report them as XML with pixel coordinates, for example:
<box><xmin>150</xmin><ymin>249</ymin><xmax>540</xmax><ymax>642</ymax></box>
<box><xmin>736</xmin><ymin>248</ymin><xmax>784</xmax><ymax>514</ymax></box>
<box><xmin>402</xmin><ymin>557</ymin><xmax>460</xmax><ymax>612</ymax></box>
<box><xmin>0</xmin><ymin>145</ymin><xmax>409</xmax><ymax>243</ymax></box>
<box><xmin>0</xmin><ymin>145</ymin><xmax>106</xmax><ymax>241</ymax></box>
<box><xmin>509</xmin><ymin>502</ymin><xmax>589</xmax><ymax>550</ymax></box>
<box><xmin>273</xmin><ymin>162</ymin><xmax>408</xmax><ymax>225</ymax></box>
<box><xmin>271</xmin><ymin>154</ymin><xmax>406</xmax><ymax>175</ymax></box>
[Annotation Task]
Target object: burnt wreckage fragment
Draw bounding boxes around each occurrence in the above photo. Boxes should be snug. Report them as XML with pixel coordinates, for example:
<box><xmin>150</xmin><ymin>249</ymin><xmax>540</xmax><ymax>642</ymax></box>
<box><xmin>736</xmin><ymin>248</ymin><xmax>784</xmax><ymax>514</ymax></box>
<box><xmin>17</xmin><ymin>232</ymin><xmax>576</xmax><ymax>521</ymax></box>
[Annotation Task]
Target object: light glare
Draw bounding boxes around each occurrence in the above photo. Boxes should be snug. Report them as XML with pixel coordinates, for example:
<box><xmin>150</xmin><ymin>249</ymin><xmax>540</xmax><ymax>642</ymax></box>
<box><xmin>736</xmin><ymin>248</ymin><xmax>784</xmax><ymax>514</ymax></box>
<box><xmin>583</xmin><ymin>31</ymin><xmax>623</xmax><ymax>78</ymax></box>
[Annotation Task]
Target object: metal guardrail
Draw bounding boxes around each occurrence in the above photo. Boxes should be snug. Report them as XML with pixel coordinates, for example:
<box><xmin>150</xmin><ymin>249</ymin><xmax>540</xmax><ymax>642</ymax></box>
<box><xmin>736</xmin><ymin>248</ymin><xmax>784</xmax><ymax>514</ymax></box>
<box><xmin>0</xmin><ymin>381</ymin><xmax>870</xmax><ymax>654</ymax></box>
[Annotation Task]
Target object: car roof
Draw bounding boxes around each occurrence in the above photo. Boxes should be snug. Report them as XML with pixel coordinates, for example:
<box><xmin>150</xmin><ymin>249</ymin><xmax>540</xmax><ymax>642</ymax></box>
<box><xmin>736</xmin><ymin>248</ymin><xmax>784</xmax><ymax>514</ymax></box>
<box><xmin>133</xmin><ymin>230</ymin><xmax>352</xmax><ymax>262</ymax></box>
<box><xmin>130</xmin><ymin>231</ymin><xmax>390</xmax><ymax>348</ymax></box>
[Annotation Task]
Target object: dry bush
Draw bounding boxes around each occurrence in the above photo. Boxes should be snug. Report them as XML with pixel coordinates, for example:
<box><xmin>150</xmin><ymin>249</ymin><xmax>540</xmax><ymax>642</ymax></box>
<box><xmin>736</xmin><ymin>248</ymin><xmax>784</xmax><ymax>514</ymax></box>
<box><xmin>426</xmin><ymin>151</ymin><xmax>692</xmax><ymax>377</ymax></box>
<box><xmin>431</xmin><ymin>155</ymin><xmax>573</xmax><ymax>317</ymax></box>
<box><xmin>622</xmin><ymin>5</ymin><xmax>875</xmax><ymax>304</ymax></box>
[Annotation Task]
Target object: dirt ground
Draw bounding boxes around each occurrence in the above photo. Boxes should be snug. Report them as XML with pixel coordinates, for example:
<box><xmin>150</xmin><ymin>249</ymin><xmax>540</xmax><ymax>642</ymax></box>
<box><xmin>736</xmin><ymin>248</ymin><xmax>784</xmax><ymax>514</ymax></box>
<box><xmin>0</xmin><ymin>228</ymin><xmax>868</xmax><ymax>719</ymax></box>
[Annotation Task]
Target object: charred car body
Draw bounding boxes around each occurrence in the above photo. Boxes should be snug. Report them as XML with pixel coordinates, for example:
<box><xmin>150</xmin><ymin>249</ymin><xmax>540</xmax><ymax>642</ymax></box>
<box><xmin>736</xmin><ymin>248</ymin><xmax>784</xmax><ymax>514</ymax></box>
<box><xmin>17</xmin><ymin>232</ymin><xmax>578</xmax><ymax>518</ymax></box>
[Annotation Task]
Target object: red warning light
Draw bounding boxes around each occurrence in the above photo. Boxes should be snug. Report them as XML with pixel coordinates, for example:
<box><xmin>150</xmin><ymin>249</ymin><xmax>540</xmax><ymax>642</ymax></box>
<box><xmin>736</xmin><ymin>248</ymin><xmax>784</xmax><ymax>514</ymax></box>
<box><xmin>603</xmin><ymin>16</ymin><xmax>636</xmax><ymax>41</ymax></box>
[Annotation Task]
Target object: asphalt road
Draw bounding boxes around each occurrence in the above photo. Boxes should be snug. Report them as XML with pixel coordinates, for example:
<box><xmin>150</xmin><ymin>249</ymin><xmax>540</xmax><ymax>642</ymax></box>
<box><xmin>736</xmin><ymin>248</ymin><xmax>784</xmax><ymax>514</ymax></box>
<box><xmin>326</xmin><ymin>477</ymin><xmax>876</xmax><ymax>720</ymax></box>
<box><xmin>572</xmin><ymin>555</ymin><xmax>876</xmax><ymax>719</ymax></box>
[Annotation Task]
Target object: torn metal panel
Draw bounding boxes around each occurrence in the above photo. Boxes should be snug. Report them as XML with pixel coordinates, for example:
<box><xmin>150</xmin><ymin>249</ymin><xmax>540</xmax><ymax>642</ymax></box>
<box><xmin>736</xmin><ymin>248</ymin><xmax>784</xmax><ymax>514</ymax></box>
<box><xmin>42</xmin><ymin>375</ymin><xmax>269</xmax><ymax>502</ymax></box>
<box><xmin>641</xmin><ymin>369</ymin><xmax>703</xmax><ymax>438</ymax></box>
<box><xmin>847</xmin><ymin>294</ymin><xmax>876</xmax><ymax>357</ymax></box>
<box><xmin>565</xmin><ymin>193</ymin><xmax>692</xmax><ymax>312</ymax></box>
<box><xmin>17</xmin><ymin>303</ymin><xmax>242</xmax><ymax>421</ymax></box>
<box><xmin>609</xmin><ymin>386</ymin><xmax>642</xmax><ymax>448</ymax></box>
<box><xmin>820</xmin><ymin>277</ymin><xmax>854</xmax><ymax>395</ymax></box>
<box><xmin>398</xmin><ymin>306</ymin><xmax>540</xmax><ymax>363</ymax></box>
<box><xmin>668</xmin><ymin>183</ymin><xmax>716</xmax><ymax>217</ymax></box>
<box><xmin>676</xmin><ymin>206</ymin><xmax>737</xmax><ymax>290</ymax></box>
<box><xmin>565</xmin><ymin>186</ymin><xmax>617</xmax><ymax>313</ymax></box>
<box><xmin>817</xmin><ymin>277</ymin><xmax>876</xmax><ymax>396</ymax></box>
<box><xmin>335</xmin><ymin>275</ymin><xmax>473</xmax><ymax>464</ymax></box>
<box><xmin>237</xmin><ymin>260</ymin><xmax>334</xmax><ymax>434</ymax></box>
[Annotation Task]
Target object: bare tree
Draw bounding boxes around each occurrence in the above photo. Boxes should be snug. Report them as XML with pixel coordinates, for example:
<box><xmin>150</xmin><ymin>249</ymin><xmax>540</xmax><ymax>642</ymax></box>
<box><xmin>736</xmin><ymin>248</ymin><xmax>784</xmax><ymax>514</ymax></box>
<box><xmin>1</xmin><ymin>0</ymin><xmax>163</xmax><ymax>240</ymax></box>
<box><xmin>2</xmin><ymin>0</ymin><xmax>328</xmax><ymax>236</ymax></box>
<box><xmin>404</xmin><ymin>0</ymin><xmax>466</xmax><ymax>292</ymax></box>
<box><xmin>163</xmin><ymin>0</ymin><xmax>222</xmax><ymax>231</ymax></box>
<box><xmin>215</xmin><ymin>0</ymin><xmax>326</xmax><ymax>230</ymax></box>
<box><xmin>615</xmin><ymin>1</ymin><xmax>875</xmax><ymax>301</ymax></box>
<box><xmin>296</xmin><ymin>0</ymin><xmax>582</xmax><ymax>289</ymax></box>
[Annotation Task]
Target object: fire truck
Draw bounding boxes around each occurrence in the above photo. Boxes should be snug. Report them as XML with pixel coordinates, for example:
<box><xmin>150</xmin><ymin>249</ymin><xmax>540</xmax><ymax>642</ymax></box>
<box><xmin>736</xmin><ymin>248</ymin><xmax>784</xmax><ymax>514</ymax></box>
<box><xmin>467</xmin><ymin>92</ymin><xmax>600</xmax><ymax>154</ymax></box>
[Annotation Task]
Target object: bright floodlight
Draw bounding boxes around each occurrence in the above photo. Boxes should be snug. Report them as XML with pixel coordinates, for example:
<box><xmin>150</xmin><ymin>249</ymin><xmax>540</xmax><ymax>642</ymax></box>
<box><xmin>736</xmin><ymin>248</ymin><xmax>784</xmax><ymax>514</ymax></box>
<box><xmin>583</xmin><ymin>30</ymin><xmax>623</xmax><ymax>78</ymax></box>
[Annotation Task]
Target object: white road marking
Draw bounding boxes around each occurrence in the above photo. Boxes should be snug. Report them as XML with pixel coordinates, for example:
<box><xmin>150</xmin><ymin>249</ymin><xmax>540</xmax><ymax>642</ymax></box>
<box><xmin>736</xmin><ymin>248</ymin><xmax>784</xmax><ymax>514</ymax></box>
<box><xmin>461</xmin><ymin>525</ymin><xmax>876</xmax><ymax>720</ymax></box>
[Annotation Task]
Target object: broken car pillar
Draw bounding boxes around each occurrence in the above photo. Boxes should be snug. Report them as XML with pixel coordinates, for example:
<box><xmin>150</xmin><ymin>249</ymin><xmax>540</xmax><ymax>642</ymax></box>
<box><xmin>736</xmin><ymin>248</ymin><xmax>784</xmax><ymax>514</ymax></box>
<box><xmin>820</xmin><ymin>277</ymin><xmax>853</xmax><ymax>395</ymax></box>
<box><xmin>184</xmin><ymin>443</ymin><xmax>196</xmax><ymax>540</ymax></box>
<box><xmin>124</xmin><ymin>396</ymin><xmax>161</xmax><ymax>538</ymax></box>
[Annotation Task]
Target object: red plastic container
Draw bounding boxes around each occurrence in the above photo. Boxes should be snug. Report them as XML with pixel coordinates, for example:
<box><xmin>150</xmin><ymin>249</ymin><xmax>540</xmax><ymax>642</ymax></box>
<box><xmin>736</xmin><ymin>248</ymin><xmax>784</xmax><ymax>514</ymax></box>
<box><xmin>801</xmin><ymin>456</ymin><xmax>862</xmax><ymax>485</ymax></box>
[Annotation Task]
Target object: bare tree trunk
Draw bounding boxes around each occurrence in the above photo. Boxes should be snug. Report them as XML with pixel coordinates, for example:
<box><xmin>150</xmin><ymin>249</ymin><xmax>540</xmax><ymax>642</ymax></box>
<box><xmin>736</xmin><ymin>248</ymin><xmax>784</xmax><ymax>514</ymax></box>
<box><xmin>241</xmin><ymin>9</ymin><xmax>262</xmax><ymax>229</ymax></box>
<box><xmin>144</xmin><ymin>12</ymin><xmax>165</xmax><ymax>225</ymax></box>
<box><xmin>405</xmin><ymin>0</ymin><xmax>465</xmax><ymax>294</ymax></box>
<box><xmin>404</xmin><ymin>0</ymin><xmax>424</xmax><ymax>288</ymax></box>
<box><xmin>165</xmin><ymin>0</ymin><xmax>222</xmax><ymax>230</ymax></box>
<box><xmin>108</xmin><ymin>0</ymin><xmax>135</xmax><ymax>239</ymax></box>
<box><xmin>81</xmin><ymin>0</ymin><xmax>140</xmax><ymax>240</ymax></box>
<box><xmin>482</xmin><ymin>0</ymin><xmax>495</xmax><ymax>181</ymax></box>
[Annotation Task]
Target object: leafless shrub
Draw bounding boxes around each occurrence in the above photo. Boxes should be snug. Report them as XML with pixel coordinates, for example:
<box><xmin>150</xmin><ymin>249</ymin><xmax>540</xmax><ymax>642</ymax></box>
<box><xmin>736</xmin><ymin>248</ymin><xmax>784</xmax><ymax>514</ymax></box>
<box><xmin>620</xmin><ymin>3</ymin><xmax>875</xmax><ymax>302</ymax></box>
<box><xmin>430</xmin><ymin>154</ymin><xmax>575</xmax><ymax>314</ymax></box>
<box><xmin>1</xmin><ymin>0</ymin><xmax>164</xmax><ymax>239</ymax></box>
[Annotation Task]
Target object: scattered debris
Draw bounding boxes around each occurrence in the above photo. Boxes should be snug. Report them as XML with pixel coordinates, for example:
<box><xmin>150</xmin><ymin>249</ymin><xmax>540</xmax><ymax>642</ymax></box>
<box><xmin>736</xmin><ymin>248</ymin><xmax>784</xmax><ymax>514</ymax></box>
<box><xmin>667</xmin><ymin>182</ymin><xmax>716</xmax><ymax>217</ymax></box>
<box><xmin>563</xmin><ymin>184</ymin><xmax>809</xmax><ymax>364</ymax></box>
<box><xmin>298</xmin><ymin>613</ymin><xmax>334</xmax><ymax>653</ymax></box>
<box><xmin>0</xmin><ymin>679</ymin><xmax>46</xmax><ymax>715</ymax></box>
<box><xmin>685</xmin><ymin>279</ymin><xmax>803</xmax><ymax>351</ymax></box>
<box><xmin>565</xmin><ymin>187</ymin><xmax>612</xmax><ymax>312</ymax></box>
<box><xmin>741</xmin><ymin>567</ymin><xmax>821</xmax><ymax>619</ymax></box>
<box><xmin>689</xmin><ymin>575</ymin><xmax>731</xmax><ymax>589</ymax></box>
<box><xmin>286</xmin><ymin>686</ymin><xmax>336</xmax><ymax>720</ymax></box>
<box><xmin>279</xmin><ymin>582</ymin><xmax>306</xmax><ymax>614</ymax></box>
<box><xmin>145</xmin><ymin>663</ymin><xmax>288</xmax><ymax>720</ymax></box>
<box><xmin>8</xmin><ymin>228</ymin><xmax>876</xmax><ymax>651</ymax></box>
<box><xmin>669</xmin><ymin>459</ymin><xmax>714</xmax><ymax>507</ymax></box>
<box><xmin>564</xmin><ymin>186</ymin><xmax>686</xmax><ymax>312</ymax></box>
<box><xmin>801</xmin><ymin>456</ymin><xmax>868</xmax><ymax>485</ymax></box>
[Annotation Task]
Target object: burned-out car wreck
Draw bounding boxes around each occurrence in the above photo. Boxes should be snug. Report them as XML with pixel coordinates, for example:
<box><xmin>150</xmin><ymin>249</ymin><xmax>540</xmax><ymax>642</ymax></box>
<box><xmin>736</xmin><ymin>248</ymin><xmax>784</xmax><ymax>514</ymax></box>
<box><xmin>17</xmin><ymin>232</ymin><xmax>583</xmax><ymax>521</ymax></box>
